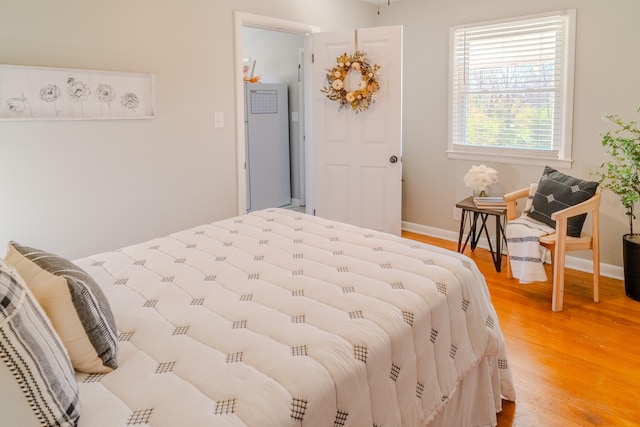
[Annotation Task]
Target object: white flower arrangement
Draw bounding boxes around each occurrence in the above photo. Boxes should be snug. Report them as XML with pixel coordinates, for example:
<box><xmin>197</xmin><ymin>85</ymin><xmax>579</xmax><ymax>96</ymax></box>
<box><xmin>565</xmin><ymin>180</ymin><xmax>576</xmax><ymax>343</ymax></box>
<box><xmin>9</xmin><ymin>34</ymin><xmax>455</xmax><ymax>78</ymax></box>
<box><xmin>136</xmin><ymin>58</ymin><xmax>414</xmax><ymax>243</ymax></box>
<box><xmin>463</xmin><ymin>165</ymin><xmax>499</xmax><ymax>195</ymax></box>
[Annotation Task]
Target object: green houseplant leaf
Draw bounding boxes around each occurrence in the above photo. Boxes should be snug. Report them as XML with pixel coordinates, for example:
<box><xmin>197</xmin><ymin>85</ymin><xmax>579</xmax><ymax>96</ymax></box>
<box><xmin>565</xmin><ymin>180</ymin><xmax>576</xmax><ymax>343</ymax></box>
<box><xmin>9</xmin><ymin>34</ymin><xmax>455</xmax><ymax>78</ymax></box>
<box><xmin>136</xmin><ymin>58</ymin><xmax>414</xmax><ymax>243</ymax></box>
<box><xmin>594</xmin><ymin>107</ymin><xmax>640</xmax><ymax>235</ymax></box>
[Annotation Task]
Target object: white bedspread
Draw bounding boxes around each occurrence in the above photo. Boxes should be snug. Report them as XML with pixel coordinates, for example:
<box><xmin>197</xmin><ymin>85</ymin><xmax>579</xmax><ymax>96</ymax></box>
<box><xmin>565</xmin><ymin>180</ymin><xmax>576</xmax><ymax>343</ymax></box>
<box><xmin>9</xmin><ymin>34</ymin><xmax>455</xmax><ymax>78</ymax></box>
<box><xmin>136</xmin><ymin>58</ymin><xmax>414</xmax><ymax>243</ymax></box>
<box><xmin>74</xmin><ymin>209</ymin><xmax>514</xmax><ymax>426</ymax></box>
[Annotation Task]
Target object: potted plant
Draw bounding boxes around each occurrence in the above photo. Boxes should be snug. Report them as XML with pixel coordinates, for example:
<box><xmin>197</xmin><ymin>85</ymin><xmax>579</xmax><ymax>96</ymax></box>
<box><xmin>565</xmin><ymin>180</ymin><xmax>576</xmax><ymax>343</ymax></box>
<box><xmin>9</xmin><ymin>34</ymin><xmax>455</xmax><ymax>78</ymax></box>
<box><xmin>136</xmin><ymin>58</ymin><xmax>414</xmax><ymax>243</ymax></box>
<box><xmin>595</xmin><ymin>106</ymin><xmax>640</xmax><ymax>301</ymax></box>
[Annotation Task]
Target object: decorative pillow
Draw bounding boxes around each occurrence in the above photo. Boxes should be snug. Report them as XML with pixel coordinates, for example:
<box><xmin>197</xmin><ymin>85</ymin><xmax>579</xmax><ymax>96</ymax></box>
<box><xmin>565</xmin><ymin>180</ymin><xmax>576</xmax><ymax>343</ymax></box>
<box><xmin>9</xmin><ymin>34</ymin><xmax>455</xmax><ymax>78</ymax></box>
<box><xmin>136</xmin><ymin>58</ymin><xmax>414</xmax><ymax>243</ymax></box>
<box><xmin>527</xmin><ymin>166</ymin><xmax>599</xmax><ymax>237</ymax></box>
<box><xmin>0</xmin><ymin>258</ymin><xmax>81</xmax><ymax>426</ymax></box>
<box><xmin>5</xmin><ymin>242</ymin><xmax>118</xmax><ymax>373</ymax></box>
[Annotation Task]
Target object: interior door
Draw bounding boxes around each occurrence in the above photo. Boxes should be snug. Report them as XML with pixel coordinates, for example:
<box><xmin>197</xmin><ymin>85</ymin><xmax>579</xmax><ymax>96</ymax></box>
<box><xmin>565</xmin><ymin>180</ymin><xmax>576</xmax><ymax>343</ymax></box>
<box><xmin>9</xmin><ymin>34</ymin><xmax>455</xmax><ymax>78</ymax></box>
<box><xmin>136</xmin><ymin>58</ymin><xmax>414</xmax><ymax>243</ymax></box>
<box><xmin>308</xmin><ymin>26</ymin><xmax>403</xmax><ymax>235</ymax></box>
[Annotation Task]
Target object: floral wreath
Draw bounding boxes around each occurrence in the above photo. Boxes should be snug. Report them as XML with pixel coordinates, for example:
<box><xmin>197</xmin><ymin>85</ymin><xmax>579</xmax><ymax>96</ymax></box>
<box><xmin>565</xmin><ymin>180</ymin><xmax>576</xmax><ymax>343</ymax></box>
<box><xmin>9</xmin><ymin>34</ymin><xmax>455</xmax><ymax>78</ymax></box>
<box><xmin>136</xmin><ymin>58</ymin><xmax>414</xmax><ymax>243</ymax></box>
<box><xmin>321</xmin><ymin>50</ymin><xmax>381</xmax><ymax>113</ymax></box>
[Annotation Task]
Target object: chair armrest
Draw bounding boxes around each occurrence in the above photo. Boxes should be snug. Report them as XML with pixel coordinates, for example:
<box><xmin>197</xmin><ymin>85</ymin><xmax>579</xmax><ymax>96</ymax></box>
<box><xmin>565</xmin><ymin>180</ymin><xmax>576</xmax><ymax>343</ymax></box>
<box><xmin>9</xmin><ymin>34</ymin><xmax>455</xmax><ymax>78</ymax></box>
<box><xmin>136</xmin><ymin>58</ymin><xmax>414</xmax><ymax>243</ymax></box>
<box><xmin>503</xmin><ymin>187</ymin><xmax>530</xmax><ymax>202</ymax></box>
<box><xmin>550</xmin><ymin>189</ymin><xmax>601</xmax><ymax>221</ymax></box>
<box><xmin>503</xmin><ymin>187</ymin><xmax>530</xmax><ymax>221</ymax></box>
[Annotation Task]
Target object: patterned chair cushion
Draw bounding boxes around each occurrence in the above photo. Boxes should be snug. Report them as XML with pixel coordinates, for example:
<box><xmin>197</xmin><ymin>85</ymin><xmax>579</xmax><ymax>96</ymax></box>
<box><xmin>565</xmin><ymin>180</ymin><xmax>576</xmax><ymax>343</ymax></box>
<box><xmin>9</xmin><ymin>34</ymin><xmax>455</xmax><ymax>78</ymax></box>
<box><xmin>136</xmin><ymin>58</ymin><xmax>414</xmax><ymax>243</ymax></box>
<box><xmin>0</xmin><ymin>258</ymin><xmax>81</xmax><ymax>426</ymax></box>
<box><xmin>527</xmin><ymin>166</ymin><xmax>599</xmax><ymax>237</ymax></box>
<box><xmin>5</xmin><ymin>242</ymin><xmax>118</xmax><ymax>373</ymax></box>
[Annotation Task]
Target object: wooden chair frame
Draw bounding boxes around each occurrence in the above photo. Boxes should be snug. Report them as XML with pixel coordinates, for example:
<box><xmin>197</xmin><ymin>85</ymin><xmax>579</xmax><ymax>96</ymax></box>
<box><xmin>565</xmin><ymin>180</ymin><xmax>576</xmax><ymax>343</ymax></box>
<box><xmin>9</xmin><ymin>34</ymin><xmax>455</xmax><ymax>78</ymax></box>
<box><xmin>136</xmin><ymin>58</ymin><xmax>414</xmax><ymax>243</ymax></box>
<box><xmin>503</xmin><ymin>186</ymin><xmax>601</xmax><ymax>311</ymax></box>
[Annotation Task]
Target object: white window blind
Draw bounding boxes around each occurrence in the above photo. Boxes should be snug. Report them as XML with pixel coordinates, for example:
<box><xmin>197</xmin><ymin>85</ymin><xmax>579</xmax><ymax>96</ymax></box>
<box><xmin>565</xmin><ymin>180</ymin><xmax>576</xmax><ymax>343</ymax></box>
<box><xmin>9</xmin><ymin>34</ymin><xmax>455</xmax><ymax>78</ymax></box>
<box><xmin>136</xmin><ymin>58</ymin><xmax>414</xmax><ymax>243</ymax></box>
<box><xmin>449</xmin><ymin>11</ymin><xmax>575</xmax><ymax>164</ymax></box>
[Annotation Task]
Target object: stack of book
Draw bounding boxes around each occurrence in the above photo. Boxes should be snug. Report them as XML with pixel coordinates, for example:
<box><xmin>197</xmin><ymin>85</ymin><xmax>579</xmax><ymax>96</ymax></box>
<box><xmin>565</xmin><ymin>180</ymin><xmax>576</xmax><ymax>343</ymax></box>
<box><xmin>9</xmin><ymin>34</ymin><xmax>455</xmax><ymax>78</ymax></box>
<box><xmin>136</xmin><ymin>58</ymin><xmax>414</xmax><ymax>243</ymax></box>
<box><xmin>473</xmin><ymin>196</ymin><xmax>507</xmax><ymax>208</ymax></box>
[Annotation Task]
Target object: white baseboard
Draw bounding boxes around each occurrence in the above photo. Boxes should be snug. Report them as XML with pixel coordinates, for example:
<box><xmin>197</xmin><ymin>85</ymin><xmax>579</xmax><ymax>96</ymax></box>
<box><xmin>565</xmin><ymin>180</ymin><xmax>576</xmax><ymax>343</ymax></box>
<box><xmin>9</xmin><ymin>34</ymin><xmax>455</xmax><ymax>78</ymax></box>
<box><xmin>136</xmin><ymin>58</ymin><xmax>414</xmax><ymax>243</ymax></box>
<box><xmin>401</xmin><ymin>220</ymin><xmax>624</xmax><ymax>281</ymax></box>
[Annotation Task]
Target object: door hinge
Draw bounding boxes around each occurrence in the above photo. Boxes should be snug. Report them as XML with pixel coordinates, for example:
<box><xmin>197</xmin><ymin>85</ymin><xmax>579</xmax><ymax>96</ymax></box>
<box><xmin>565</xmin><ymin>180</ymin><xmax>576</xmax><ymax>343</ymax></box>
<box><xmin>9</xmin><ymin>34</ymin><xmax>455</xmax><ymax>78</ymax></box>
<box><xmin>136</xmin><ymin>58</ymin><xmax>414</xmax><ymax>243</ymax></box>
<box><xmin>312</xmin><ymin>53</ymin><xmax>314</xmax><ymax>64</ymax></box>
<box><xmin>313</xmin><ymin>209</ymin><xmax>316</xmax><ymax>216</ymax></box>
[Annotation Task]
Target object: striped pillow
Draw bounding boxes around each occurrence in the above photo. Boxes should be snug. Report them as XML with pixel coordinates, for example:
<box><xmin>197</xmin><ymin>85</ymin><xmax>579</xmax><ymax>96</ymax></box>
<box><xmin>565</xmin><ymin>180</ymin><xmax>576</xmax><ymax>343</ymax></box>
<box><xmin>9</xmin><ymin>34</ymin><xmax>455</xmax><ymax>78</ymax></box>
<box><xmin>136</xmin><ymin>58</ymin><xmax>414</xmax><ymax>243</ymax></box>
<box><xmin>0</xmin><ymin>258</ymin><xmax>81</xmax><ymax>426</ymax></box>
<box><xmin>6</xmin><ymin>242</ymin><xmax>118</xmax><ymax>373</ymax></box>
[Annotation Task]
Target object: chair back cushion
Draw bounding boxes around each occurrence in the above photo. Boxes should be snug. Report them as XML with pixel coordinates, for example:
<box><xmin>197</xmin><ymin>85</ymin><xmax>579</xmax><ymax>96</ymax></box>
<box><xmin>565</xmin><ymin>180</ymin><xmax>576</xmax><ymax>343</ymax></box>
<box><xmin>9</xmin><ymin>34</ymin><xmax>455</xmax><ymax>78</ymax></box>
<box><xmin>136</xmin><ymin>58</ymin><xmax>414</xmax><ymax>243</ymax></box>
<box><xmin>527</xmin><ymin>166</ymin><xmax>599</xmax><ymax>237</ymax></box>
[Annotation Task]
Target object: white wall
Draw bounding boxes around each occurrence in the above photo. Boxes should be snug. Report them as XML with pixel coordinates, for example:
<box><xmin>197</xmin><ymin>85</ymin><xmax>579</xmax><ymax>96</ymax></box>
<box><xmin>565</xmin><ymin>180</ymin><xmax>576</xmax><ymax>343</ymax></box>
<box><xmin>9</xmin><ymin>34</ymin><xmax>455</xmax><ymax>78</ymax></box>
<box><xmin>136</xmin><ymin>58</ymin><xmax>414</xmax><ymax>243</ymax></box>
<box><xmin>0</xmin><ymin>0</ymin><xmax>376</xmax><ymax>259</ymax></box>
<box><xmin>376</xmin><ymin>0</ymin><xmax>640</xmax><ymax>267</ymax></box>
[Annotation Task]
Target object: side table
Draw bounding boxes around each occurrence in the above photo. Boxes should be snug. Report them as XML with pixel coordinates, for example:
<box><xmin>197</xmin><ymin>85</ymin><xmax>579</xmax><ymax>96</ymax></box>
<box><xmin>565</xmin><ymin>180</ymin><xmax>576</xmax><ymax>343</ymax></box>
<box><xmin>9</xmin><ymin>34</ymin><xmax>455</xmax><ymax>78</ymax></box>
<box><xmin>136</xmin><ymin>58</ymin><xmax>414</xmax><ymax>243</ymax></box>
<box><xmin>456</xmin><ymin>196</ymin><xmax>507</xmax><ymax>272</ymax></box>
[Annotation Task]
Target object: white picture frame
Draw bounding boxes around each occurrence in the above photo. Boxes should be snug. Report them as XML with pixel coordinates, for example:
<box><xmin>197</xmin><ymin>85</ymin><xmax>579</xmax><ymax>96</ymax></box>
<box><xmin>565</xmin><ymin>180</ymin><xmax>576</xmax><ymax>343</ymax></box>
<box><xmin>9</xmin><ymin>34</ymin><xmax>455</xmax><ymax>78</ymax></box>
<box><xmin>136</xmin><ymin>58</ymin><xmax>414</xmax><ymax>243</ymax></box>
<box><xmin>0</xmin><ymin>64</ymin><xmax>156</xmax><ymax>120</ymax></box>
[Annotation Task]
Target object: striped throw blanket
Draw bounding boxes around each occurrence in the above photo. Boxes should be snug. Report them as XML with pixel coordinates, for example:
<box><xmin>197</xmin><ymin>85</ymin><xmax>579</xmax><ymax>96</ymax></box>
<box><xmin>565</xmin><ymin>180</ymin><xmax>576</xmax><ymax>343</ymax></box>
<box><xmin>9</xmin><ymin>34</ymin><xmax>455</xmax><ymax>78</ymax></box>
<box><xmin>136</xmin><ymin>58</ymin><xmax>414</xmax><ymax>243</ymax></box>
<box><xmin>506</xmin><ymin>216</ymin><xmax>555</xmax><ymax>284</ymax></box>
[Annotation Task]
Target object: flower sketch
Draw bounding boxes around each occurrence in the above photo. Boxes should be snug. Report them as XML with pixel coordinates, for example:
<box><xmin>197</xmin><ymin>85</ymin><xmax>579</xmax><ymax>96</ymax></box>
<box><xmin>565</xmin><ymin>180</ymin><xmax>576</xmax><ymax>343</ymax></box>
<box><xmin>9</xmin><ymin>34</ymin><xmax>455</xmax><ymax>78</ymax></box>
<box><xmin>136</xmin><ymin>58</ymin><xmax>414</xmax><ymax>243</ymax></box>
<box><xmin>95</xmin><ymin>83</ymin><xmax>115</xmax><ymax>103</ymax></box>
<box><xmin>40</xmin><ymin>84</ymin><xmax>61</xmax><ymax>103</ymax></box>
<box><xmin>5</xmin><ymin>94</ymin><xmax>32</xmax><ymax>116</ymax></box>
<box><xmin>6</xmin><ymin>97</ymin><xmax>26</xmax><ymax>114</ymax></box>
<box><xmin>40</xmin><ymin>84</ymin><xmax>62</xmax><ymax>116</ymax></box>
<box><xmin>1</xmin><ymin>65</ymin><xmax>154</xmax><ymax>119</ymax></box>
<box><xmin>121</xmin><ymin>92</ymin><xmax>139</xmax><ymax>111</ymax></box>
<box><xmin>66</xmin><ymin>78</ymin><xmax>91</xmax><ymax>102</ymax></box>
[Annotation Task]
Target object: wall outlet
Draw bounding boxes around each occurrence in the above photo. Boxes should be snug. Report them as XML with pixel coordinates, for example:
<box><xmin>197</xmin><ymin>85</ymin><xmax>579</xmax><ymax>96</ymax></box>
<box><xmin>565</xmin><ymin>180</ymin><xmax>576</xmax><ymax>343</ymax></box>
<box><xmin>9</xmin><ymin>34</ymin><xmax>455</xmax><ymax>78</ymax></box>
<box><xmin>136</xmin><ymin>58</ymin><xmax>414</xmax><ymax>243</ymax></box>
<box><xmin>453</xmin><ymin>206</ymin><xmax>462</xmax><ymax>221</ymax></box>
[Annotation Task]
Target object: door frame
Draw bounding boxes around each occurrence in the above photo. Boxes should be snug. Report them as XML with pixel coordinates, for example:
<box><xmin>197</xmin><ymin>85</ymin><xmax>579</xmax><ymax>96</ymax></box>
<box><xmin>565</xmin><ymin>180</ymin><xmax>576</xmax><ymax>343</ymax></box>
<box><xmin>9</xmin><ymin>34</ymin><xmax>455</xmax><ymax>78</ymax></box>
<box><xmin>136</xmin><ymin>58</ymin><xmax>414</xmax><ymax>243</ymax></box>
<box><xmin>296</xmin><ymin>47</ymin><xmax>306</xmax><ymax>208</ymax></box>
<box><xmin>233</xmin><ymin>12</ymin><xmax>319</xmax><ymax>215</ymax></box>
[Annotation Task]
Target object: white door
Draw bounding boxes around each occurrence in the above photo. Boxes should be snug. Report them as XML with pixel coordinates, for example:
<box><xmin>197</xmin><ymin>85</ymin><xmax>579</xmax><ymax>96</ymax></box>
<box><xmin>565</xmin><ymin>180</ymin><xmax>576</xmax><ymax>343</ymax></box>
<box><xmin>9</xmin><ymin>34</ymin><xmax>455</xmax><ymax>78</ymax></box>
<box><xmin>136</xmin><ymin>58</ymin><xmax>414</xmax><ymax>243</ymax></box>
<box><xmin>308</xmin><ymin>26</ymin><xmax>403</xmax><ymax>235</ymax></box>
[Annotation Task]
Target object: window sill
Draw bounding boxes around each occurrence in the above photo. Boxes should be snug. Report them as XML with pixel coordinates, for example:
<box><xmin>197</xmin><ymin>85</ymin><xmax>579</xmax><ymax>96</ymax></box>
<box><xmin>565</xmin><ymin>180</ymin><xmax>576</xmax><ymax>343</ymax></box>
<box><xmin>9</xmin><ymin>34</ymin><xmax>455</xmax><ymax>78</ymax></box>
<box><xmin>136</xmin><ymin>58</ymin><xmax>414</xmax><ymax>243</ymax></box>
<box><xmin>447</xmin><ymin>150</ymin><xmax>573</xmax><ymax>169</ymax></box>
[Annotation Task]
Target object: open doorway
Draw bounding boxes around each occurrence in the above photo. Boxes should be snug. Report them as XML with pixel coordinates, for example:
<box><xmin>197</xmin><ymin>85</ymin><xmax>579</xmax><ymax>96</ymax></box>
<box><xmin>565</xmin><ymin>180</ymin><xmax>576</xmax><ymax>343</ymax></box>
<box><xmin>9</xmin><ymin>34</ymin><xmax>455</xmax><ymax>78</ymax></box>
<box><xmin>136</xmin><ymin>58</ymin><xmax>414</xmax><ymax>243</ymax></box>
<box><xmin>242</xmin><ymin>27</ymin><xmax>304</xmax><ymax>212</ymax></box>
<box><xmin>233</xmin><ymin>13</ymin><xmax>319</xmax><ymax>215</ymax></box>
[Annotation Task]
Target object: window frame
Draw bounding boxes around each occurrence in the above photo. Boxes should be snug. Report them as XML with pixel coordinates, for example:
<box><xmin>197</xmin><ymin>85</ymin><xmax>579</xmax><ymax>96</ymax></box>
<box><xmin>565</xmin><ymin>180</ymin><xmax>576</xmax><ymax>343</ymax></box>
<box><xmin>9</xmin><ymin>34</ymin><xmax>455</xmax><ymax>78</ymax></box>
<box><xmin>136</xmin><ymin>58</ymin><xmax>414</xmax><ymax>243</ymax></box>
<box><xmin>447</xmin><ymin>10</ymin><xmax>577</xmax><ymax>168</ymax></box>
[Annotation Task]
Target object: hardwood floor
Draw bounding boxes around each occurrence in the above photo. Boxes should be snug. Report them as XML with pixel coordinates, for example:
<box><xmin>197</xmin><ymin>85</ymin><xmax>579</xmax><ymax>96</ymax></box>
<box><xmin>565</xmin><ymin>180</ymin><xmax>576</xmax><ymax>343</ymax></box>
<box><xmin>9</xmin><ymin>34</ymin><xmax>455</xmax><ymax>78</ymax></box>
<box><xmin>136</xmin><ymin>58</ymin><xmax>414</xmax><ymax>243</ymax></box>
<box><xmin>402</xmin><ymin>231</ymin><xmax>640</xmax><ymax>427</ymax></box>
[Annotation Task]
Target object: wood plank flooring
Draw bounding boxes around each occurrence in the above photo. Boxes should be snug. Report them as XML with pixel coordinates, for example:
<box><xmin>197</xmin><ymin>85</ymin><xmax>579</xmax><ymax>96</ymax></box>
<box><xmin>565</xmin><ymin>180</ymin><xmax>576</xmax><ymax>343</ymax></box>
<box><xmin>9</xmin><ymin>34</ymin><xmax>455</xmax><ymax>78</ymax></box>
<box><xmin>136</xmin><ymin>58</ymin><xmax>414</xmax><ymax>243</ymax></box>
<box><xmin>402</xmin><ymin>231</ymin><xmax>640</xmax><ymax>427</ymax></box>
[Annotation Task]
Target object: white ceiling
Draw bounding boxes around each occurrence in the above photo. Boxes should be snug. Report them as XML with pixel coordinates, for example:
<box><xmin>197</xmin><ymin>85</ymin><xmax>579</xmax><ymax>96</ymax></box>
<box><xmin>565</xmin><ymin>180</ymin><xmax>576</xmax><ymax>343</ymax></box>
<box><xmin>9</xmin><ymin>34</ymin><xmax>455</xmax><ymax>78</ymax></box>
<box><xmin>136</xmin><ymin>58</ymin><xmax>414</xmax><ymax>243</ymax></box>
<box><xmin>359</xmin><ymin>0</ymin><xmax>400</xmax><ymax>4</ymax></box>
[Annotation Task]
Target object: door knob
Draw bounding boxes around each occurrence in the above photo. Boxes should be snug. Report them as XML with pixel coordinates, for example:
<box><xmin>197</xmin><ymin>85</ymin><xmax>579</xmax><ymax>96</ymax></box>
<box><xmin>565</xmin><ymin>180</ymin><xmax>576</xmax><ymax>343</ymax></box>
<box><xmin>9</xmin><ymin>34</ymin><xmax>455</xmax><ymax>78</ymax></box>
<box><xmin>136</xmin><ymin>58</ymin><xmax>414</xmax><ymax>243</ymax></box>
<box><xmin>389</xmin><ymin>155</ymin><xmax>398</xmax><ymax>164</ymax></box>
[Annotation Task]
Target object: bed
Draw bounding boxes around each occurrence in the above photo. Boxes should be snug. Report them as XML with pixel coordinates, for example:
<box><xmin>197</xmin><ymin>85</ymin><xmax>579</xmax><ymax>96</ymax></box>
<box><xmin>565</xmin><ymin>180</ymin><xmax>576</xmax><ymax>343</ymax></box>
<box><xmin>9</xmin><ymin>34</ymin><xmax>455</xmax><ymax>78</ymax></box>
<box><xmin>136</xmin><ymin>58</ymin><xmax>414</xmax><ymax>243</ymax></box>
<box><xmin>2</xmin><ymin>208</ymin><xmax>515</xmax><ymax>426</ymax></box>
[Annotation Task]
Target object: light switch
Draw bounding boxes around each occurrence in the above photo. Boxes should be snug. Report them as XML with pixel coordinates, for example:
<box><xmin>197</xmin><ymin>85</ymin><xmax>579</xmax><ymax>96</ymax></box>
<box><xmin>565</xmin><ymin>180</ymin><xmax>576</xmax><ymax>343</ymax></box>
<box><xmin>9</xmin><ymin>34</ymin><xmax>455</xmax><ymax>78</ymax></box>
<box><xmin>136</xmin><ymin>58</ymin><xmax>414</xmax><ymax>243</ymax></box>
<box><xmin>291</xmin><ymin>111</ymin><xmax>299</xmax><ymax>122</ymax></box>
<box><xmin>214</xmin><ymin>111</ymin><xmax>224</xmax><ymax>128</ymax></box>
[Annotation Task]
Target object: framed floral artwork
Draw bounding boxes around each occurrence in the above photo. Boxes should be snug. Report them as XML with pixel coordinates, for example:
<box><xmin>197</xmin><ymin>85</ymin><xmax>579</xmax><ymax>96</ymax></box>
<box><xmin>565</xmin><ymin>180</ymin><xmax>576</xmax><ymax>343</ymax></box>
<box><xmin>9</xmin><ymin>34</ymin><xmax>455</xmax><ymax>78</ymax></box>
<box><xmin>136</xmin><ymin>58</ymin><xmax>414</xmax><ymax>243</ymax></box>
<box><xmin>0</xmin><ymin>64</ymin><xmax>156</xmax><ymax>120</ymax></box>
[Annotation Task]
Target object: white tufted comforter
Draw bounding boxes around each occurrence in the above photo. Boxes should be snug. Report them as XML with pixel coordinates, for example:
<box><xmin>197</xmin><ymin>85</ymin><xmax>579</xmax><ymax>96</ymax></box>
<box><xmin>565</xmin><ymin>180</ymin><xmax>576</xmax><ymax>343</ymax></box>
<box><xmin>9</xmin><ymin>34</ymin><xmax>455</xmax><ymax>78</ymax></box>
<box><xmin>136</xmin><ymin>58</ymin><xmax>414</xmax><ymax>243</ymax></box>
<box><xmin>74</xmin><ymin>208</ymin><xmax>514</xmax><ymax>426</ymax></box>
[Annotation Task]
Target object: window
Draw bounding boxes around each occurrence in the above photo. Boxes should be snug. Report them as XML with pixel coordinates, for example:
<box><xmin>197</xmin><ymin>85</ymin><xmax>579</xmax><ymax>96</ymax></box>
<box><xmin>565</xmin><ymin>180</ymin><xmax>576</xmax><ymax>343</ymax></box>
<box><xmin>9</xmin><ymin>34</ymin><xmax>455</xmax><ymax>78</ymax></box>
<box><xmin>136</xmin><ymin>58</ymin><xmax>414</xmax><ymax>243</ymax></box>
<box><xmin>448</xmin><ymin>10</ymin><xmax>576</xmax><ymax>167</ymax></box>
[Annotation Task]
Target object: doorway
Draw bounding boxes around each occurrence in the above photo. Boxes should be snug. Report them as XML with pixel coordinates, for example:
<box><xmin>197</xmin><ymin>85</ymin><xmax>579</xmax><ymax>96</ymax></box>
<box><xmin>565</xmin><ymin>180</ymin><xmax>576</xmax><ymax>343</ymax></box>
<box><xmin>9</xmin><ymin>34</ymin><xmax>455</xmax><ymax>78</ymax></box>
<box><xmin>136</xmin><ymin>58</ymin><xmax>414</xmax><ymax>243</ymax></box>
<box><xmin>242</xmin><ymin>27</ymin><xmax>304</xmax><ymax>212</ymax></box>
<box><xmin>233</xmin><ymin>12</ymin><xmax>319</xmax><ymax>215</ymax></box>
